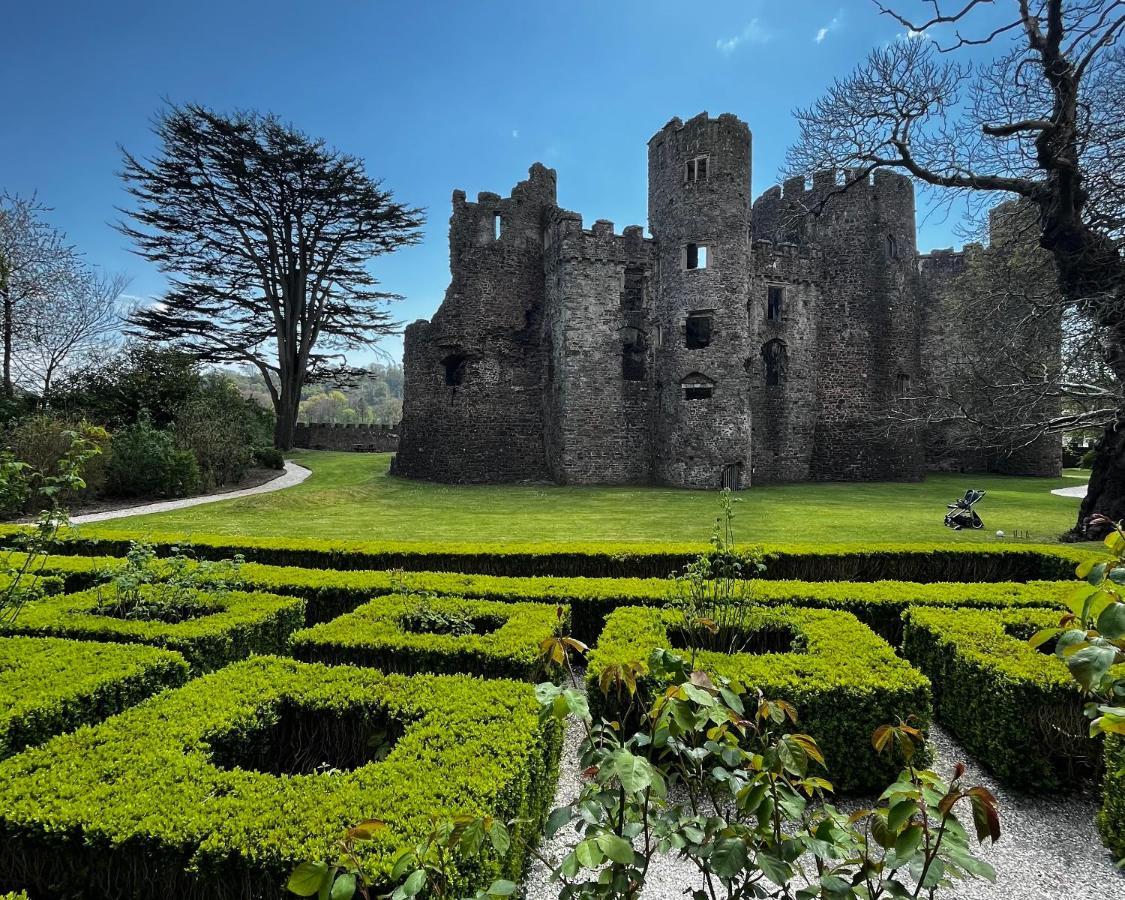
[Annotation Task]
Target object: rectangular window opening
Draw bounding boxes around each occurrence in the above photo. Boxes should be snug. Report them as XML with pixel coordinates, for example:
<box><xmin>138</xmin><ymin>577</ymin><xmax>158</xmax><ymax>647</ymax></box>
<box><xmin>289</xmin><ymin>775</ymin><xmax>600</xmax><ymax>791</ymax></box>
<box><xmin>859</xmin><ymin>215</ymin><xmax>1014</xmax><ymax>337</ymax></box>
<box><xmin>492</xmin><ymin>213</ymin><xmax>501</xmax><ymax>241</ymax></box>
<box><xmin>685</xmin><ymin>155</ymin><xmax>709</xmax><ymax>183</ymax></box>
<box><xmin>767</xmin><ymin>286</ymin><xmax>784</xmax><ymax>321</ymax></box>
<box><xmin>683</xmin><ymin>385</ymin><xmax>713</xmax><ymax>401</ymax></box>
<box><xmin>685</xmin><ymin>313</ymin><xmax>712</xmax><ymax>350</ymax></box>
<box><xmin>684</xmin><ymin>243</ymin><xmax>709</xmax><ymax>270</ymax></box>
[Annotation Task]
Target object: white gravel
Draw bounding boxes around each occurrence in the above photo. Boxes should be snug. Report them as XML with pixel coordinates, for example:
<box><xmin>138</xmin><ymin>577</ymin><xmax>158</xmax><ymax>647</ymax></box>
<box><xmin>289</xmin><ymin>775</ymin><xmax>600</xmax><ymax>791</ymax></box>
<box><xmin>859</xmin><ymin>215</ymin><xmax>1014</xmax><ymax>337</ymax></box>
<box><xmin>522</xmin><ymin>701</ymin><xmax>1123</xmax><ymax>899</ymax></box>
<box><xmin>68</xmin><ymin>460</ymin><xmax>311</xmax><ymax>524</ymax></box>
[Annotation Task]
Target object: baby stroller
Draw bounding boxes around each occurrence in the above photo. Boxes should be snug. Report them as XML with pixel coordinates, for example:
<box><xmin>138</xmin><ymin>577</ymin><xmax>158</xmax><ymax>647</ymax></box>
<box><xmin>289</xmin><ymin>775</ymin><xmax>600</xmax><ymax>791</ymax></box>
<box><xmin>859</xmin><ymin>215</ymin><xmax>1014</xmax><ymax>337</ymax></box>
<box><xmin>944</xmin><ymin>489</ymin><xmax>986</xmax><ymax>530</ymax></box>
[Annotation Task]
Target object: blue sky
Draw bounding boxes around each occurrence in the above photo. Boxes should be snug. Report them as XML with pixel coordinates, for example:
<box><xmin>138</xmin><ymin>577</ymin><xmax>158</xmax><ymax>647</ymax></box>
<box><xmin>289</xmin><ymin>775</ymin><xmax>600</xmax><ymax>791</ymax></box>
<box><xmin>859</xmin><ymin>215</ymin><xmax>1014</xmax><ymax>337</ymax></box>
<box><xmin>1</xmin><ymin>1</ymin><xmax>995</xmax><ymax>362</ymax></box>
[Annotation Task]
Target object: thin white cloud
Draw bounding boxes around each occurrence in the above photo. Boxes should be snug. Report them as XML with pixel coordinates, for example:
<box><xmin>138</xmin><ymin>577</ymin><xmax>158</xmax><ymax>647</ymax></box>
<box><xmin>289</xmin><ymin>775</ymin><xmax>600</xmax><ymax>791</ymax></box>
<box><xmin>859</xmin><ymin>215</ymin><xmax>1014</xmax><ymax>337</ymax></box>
<box><xmin>511</xmin><ymin>129</ymin><xmax>519</xmax><ymax>139</ymax></box>
<box><xmin>814</xmin><ymin>10</ymin><xmax>843</xmax><ymax>44</ymax></box>
<box><xmin>716</xmin><ymin>19</ymin><xmax>771</xmax><ymax>54</ymax></box>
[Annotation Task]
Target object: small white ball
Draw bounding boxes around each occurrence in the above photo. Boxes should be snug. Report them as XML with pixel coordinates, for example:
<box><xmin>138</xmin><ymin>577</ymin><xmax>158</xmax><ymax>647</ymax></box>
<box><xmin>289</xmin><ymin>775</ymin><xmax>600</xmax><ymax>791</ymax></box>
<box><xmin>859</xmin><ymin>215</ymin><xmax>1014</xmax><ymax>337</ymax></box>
<box><xmin>995</xmin><ymin>530</ymin><xmax>1005</xmax><ymax>538</ymax></box>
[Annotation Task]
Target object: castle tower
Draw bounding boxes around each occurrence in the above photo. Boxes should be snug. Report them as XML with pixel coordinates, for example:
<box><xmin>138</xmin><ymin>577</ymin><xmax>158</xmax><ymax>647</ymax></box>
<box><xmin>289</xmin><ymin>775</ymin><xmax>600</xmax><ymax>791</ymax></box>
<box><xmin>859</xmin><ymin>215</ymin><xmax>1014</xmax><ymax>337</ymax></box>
<box><xmin>754</xmin><ymin>169</ymin><xmax>925</xmax><ymax>481</ymax></box>
<box><xmin>647</xmin><ymin>113</ymin><xmax>753</xmax><ymax>489</ymax></box>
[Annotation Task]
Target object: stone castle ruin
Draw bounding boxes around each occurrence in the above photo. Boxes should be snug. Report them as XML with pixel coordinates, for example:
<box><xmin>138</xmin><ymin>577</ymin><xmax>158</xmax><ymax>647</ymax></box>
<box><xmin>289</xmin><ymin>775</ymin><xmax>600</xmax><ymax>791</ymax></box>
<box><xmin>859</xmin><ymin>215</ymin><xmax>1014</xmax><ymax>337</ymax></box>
<box><xmin>395</xmin><ymin>112</ymin><xmax>1060</xmax><ymax>488</ymax></box>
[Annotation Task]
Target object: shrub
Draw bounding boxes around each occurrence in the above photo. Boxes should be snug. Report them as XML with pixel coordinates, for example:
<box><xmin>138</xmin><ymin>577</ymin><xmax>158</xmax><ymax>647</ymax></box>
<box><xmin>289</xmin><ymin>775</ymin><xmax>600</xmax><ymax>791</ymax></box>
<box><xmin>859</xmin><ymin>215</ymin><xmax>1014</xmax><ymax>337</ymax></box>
<box><xmin>0</xmin><ymin>657</ymin><xmax>561</xmax><ymax>898</ymax></box>
<box><xmin>901</xmin><ymin>606</ymin><xmax>1124</xmax><ymax>790</ymax></box>
<box><xmin>0</xmin><ymin>417</ymin><xmax>110</xmax><ymax>512</ymax></box>
<box><xmin>0</xmin><ymin>635</ymin><xmax>187</xmax><ymax>759</ymax></box>
<box><xmin>587</xmin><ymin>605</ymin><xmax>932</xmax><ymax>793</ymax></box>
<box><xmin>103</xmin><ymin>419</ymin><xmax>201</xmax><ymax>499</ymax></box>
<box><xmin>292</xmin><ymin>595</ymin><xmax>567</xmax><ymax>681</ymax></box>
<box><xmin>0</xmin><ymin>585</ymin><xmax>304</xmax><ymax>673</ymax></box>
<box><xmin>253</xmin><ymin>446</ymin><xmax>285</xmax><ymax>470</ymax></box>
<box><xmin>1100</xmin><ymin>735</ymin><xmax>1125</xmax><ymax>861</ymax></box>
<box><xmin>0</xmin><ymin>529</ymin><xmax>1094</xmax><ymax>582</ymax></box>
<box><xmin>4</xmin><ymin>552</ymin><xmax>1075</xmax><ymax>643</ymax></box>
<box><xmin>174</xmin><ymin>374</ymin><xmax>271</xmax><ymax>490</ymax></box>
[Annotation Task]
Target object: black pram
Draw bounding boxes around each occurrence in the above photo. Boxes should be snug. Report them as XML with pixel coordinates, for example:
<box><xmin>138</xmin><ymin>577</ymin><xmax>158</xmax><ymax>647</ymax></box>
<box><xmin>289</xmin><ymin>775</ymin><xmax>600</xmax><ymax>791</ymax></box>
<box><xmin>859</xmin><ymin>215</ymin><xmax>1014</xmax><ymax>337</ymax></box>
<box><xmin>944</xmin><ymin>489</ymin><xmax>986</xmax><ymax>530</ymax></box>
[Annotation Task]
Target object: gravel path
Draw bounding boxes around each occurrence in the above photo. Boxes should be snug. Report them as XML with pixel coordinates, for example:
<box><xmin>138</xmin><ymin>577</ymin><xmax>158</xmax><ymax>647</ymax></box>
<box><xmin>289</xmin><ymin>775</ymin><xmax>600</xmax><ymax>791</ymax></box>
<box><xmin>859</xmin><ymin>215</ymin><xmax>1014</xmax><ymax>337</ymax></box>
<box><xmin>523</xmin><ymin>709</ymin><xmax>1123</xmax><ymax>899</ymax></box>
<box><xmin>68</xmin><ymin>460</ymin><xmax>311</xmax><ymax>524</ymax></box>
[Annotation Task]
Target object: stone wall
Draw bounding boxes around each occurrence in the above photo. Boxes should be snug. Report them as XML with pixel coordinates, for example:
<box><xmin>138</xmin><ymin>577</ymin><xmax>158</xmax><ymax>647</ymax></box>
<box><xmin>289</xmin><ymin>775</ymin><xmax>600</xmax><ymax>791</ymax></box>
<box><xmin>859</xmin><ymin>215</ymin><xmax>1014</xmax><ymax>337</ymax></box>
<box><xmin>293</xmin><ymin>423</ymin><xmax>399</xmax><ymax>452</ymax></box>
<box><xmin>919</xmin><ymin>201</ymin><xmax>1062</xmax><ymax>476</ymax></box>
<box><xmin>395</xmin><ymin>165</ymin><xmax>556</xmax><ymax>483</ymax></box>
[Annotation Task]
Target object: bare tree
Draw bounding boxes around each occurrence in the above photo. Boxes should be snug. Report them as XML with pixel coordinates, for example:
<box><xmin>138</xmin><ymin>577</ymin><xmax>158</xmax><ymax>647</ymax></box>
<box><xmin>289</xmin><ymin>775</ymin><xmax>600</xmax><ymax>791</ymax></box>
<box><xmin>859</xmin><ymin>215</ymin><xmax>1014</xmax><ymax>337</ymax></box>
<box><xmin>13</xmin><ymin>268</ymin><xmax>127</xmax><ymax>400</ymax></box>
<box><xmin>0</xmin><ymin>195</ymin><xmax>79</xmax><ymax>396</ymax></box>
<box><xmin>786</xmin><ymin>0</ymin><xmax>1125</xmax><ymax>536</ymax></box>
<box><xmin>118</xmin><ymin>103</ymin><xmax>424</xmax><ymax>449</ymax></box>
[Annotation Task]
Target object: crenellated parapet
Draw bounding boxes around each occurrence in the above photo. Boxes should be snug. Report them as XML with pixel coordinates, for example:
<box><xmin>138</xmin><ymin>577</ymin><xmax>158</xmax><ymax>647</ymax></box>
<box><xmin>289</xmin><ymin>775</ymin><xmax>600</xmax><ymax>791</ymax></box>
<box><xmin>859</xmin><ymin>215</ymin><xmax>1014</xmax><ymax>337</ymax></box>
<box><xmin>448</xmin><ymin>163</ymin><xmax>557</xmax><ymax>264</ymax></box>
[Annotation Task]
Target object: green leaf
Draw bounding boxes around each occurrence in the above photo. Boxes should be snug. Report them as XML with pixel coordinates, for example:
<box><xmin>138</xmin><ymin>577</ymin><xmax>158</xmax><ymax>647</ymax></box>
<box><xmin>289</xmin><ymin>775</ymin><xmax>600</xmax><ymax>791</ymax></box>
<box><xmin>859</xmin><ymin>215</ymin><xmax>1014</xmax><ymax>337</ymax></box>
<box><xmin>575</xmin><ymin>838</ymin><xmax>604</xmax><ymax>869</ymax></box>
<box><xmin>1097</xmin><ymin>601</ymin><xmax>1125</xmax><ymax>640</ymax></box>
<box><xmin>755</xmin><ymin>850</ymin><xmax>793</xmax><ymax>886</ymax></box>
<box><xmin>894</xmin><ymin>824</ymin><xmax>923</xmax><ymax>860</ymax></box>
<box><xmin>710</xmin><ymin>837</ymin><xmax>748</xmax><ymax>877</ymax></box>
<box><xmin>487</xmin><ymin>880</ymin><xmax>517</xmax><ymax>896</ymax></box>
<box><xmin>545</xmin><ymin>806</ymin><xmax>573</xmax><ymax>838</ymax></box>
<box><xmin>488</xmin><ymin>820</ymin><xmax>511</xmax><ymax>855</ymax></box>
<box><xmin>401</xmin><ymin>869</ymin><xmax>427</xmax><ymax>898</ymax></box>
<box><xmin>887</xmin><ymin>798</ymin><xmax>916</xmax><ymax>832</ymax></box>
<box><xmin>607</xmin><ymin>749</ymin><xmax>654</xmax><ymax>794</ymax></box>
<box><xmin>596</xmin><ymin>833</ymin><xmax>635</xmax><ymax>865</ymax></box>
<box><xmin>1067</xmin><ymin>643</ymin><xmax>1117</xmax><ymax>692</ymax></box>
<box><xmin>288</xmin><ymin>862</ymin><xmax>330</xmax><ymax>897</ymax></box>
<box><xmin>330</xmin><ymin>873</ymin><xmax>357</xmax><ymax>900</ymax></box>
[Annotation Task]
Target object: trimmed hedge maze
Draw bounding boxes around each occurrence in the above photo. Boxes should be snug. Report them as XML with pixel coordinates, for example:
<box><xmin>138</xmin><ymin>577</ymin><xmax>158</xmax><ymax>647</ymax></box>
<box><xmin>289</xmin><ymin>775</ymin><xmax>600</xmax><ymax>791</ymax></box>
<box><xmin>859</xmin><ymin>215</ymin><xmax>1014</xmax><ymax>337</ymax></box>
<box><xmin>587</xmin><ymin>605</ymin><xmax>932</xmax><ymax>793</ymax></box>
<box><xmin>0</xmin><ymin>526</ymin><xmax>1094</xmax><ymax>579</ymax></box>
<box><xmin>0</xmin><ymin>585</ymin><xmax>305</xmax><ymax>673</ymax></box>
<box><xmin>0</xmin><ymin>635</ymin><xmax>188</xmax><ymax>759</ymax></box>
<box><xmin>293</xmin><ymin>595</ymin><xmax>567</xmax><ymax>680</ymax></box>
<box><xmin>901</xmin><ymin>607</ymin><xmax>1112</xmax><ymax>790</ymax></box>
<box><xmin>0</xmin><ymin>657</ymin><xmax>560</xmax><ymax>899</ymax></box>
<box><xmin>1</xmin><ymin>538</ymin><xmax>1121</xmax><ymax>893</ymax></box>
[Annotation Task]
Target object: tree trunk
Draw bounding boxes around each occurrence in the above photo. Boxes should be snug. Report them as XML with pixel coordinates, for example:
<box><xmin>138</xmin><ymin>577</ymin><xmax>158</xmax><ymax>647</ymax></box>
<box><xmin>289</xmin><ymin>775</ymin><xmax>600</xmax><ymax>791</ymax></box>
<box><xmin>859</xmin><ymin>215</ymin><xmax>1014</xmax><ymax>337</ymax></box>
<box><xmin>1</xmin><ymin>286</ymin><xmax>11</xmax><ymax>397</ymax></box>
<box><xmin>1075</xmin><ymin>422</ymin><xmax>1125</xmax><ymax>539</ymax></box>
<box><xmin>273</xmin><ymin>389</ymin><xmax>299</xmax><ymax>450</ymax></box>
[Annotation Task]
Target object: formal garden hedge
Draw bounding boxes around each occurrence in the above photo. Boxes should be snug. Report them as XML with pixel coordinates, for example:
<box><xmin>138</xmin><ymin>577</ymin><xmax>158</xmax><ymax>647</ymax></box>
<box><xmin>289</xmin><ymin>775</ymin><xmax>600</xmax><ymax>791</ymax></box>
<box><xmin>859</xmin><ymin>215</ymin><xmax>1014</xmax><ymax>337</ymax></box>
<box><xmin>0</xmin><ymin>526</ymin><xmax>1094</xmax><ymax>581</ymax></box>
<box><xmin>900</xmin><ymin>606</ymin><xmax>1124</xmax><ymax>791</ymax></box>
<box><xmin>0</xmin><ymin>585</ymin><xmax>305</xmax><ymax>673</ymax></box>
<box><xmin>0</xmin><ymin>656</ymin><xmax>561</xmax><ymax>899</ymax></box>
<box><xmin>587</xmin><ymin>606</ymin><xmax>931</xmax><ymax>793</ymax></box>
<box><xmin>7</xmin><ymin>552</ymin><xmax>1074</xmax><ymax>644</ymax></box>
<box><xmin>0</xmin><ymin>635</ymin><xmax>188</xmax><ymax>760</ymax></box>
<box><xmin>1101</xmin><ymin>735</ymin><xmax>1125</xmax><ymax>861</ymax></box>
<box><xmin>293</xmin><ymin>595</ymin><xmax>566</xmax><ymax>681</ymax></box>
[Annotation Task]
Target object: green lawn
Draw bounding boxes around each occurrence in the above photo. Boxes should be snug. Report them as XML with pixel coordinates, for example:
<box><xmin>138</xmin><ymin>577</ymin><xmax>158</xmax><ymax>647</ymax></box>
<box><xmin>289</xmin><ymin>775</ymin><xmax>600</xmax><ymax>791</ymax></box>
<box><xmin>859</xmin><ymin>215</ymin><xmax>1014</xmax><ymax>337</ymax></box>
<box><xmin>88</xmin><ymin>451</ymin><xmax>1089</xmax><ymax>546</ymax></box>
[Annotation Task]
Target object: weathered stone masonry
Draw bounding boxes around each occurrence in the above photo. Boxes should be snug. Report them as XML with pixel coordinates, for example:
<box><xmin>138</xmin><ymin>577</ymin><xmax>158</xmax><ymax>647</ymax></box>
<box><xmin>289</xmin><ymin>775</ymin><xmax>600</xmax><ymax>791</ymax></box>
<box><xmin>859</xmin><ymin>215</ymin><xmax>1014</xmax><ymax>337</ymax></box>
<box><xmin>395</xmin><ymin>112</ymin><xmax>1060</xmax><ymax>488</ymax></box>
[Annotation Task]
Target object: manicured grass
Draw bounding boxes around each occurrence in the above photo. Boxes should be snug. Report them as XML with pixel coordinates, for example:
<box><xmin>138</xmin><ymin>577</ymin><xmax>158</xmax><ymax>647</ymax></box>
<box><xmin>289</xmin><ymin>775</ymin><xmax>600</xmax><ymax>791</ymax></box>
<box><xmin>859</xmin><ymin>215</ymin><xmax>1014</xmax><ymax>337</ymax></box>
<box><xmin>90</xmin><ymin>451</ymin><xmax>1086</xmax><ymax>546</ymax></box>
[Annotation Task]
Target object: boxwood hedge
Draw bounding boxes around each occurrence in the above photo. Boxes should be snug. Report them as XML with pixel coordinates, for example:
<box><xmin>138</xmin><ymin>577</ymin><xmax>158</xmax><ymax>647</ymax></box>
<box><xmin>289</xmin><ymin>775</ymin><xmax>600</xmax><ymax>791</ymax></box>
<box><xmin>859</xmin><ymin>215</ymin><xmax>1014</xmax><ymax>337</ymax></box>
<box><xmin>0</xmin><ymin>526</ymin><xmax>1093</xmax><ymax>581</ymax></box>
<box><xmin>0</xmin><ymin>585</ymin><xmax>305</xmax><ymax>673</ymax></box>
<box><xmin>587</xmin><ymin>606</ymin><xmax>932</xmax><ymax>793</ymax></box>
<box><xmin>1101</xmin><ymin>735</ymin><xmax>1125</xmax><ymax>862</ymax></box>
<box><xmin>293</xmin><ymin>595</ymin><xmax>567</xmax><ymax>681</ymax></box>
<box><xmin>0</xmin><ymin>656</ymin><xmax>561</xmax><ymax>899</ymax></box>
<box><xmin>12</xmin><ymin>553</ymin><xmax>1074</xmax><ymax>644</ymax></box>
<box><xmin>0</xmin><ymin>635</ymin><xmax>188</xmax><ymax>760</ymax></box>
<box><xmin>901</xmin><ymin>606</ymin><xmax>1125</xmax><ymax>790</ymax></box>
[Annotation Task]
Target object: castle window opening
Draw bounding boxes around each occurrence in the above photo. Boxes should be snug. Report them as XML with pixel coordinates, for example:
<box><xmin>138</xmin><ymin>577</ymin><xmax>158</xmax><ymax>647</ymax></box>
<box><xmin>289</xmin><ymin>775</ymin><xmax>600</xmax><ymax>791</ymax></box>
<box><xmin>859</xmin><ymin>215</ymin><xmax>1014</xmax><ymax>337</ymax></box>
<box><xmin>685</xmin><ymin>312</ymin><xmax>712</xmax><ymax>349</ymax></box>
<box><xmin>762</xmin><ymin>339</ymin><xmax>787</xmax><ymax>386</ymax></box>
<box><xmin>442</xmin><ymin>353</ymin><xmax>468</xmax><ymax>387</ymax></box>
<box><xmin>886</xmin><ymin>234</ymin><xmax>899</xmax><ymax>259</ymax></box>
<box><xmin>685</xmin><ymin>155</ymin><xmax>709</xmax><ymax>183</ymax></box>
<box><xmin>493</xmin><ymin>213</ymin><xmax>501</xmax><ymax>241</ymax></box>
<box><xmin>767</xmin><ymin>285</ymin><xmax>784</xmax><ymax>321</ymax></box>
<box><xmin>684</xmin><ymin>242</ymin><xmax>709</xmax><ymax>270</ymax></box>
<box><xmin>896</xmin><ymin>373</ymin><xmax>911</xmax><ymax>397</ymax></box>
<box><xmin>622</xmin><ymin>327</ymin><xmax>646</xmax><ymax>381</ymax></box>
<box><xmin>681</xmin><ymin>373</ymin><xmax>714</xmax><ymax>402</ymax></box>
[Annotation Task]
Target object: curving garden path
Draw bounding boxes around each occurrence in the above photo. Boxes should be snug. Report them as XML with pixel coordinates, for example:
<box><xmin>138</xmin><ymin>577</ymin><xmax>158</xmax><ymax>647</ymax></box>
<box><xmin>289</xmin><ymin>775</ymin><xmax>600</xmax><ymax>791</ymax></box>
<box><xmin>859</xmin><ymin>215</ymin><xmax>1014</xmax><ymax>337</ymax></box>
<box><xmin>68</xmin><ymin>460</ymin><xmax>311</xmax><ymax>525</ymax></box>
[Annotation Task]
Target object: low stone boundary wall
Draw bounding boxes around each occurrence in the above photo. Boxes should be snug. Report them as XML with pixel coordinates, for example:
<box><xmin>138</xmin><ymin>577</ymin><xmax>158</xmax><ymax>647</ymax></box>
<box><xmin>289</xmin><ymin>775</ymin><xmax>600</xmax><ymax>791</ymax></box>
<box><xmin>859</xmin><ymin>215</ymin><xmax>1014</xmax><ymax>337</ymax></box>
<box><xmin>293</xmin><ymin>423</ymin><xmax>399</xmax><ymax>452</ymax></box>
